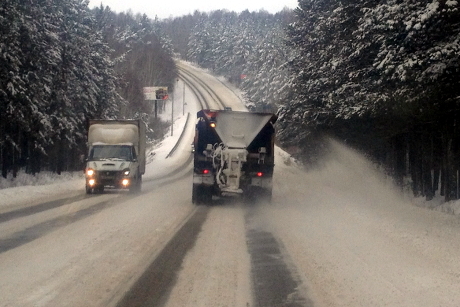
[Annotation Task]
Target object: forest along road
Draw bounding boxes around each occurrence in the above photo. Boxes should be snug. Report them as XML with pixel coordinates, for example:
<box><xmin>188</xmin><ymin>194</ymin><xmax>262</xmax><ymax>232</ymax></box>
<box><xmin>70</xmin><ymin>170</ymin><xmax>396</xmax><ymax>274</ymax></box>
<box><xmin>1</xmin><ymin>61</ymin><xmax>460</xmax><ymax>306</ymax></box>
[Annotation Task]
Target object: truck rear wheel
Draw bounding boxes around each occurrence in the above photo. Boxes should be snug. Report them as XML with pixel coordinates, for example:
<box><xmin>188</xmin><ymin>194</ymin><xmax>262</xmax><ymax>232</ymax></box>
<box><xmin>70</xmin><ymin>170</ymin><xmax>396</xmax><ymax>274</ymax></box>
<box><xmin>192</xmin><ymin>184</ymin><xmax>212</xmax><ymax>205</ymax></box>
<box><xmin>202</xmin><ymin>186</ymin><xmax>212</xmax><ymax>204</ymax></box>
<box><xmin>192</xmin><ymin>184</ymin><xmax>199</xmax><ymax>204</ymax></box>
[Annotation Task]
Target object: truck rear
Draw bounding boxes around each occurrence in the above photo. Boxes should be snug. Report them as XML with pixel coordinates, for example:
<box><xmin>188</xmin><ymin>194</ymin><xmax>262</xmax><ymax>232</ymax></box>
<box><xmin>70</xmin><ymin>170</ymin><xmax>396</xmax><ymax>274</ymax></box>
<box><xmin>192</xmin><ymin>109</ymin><xmax>277</xmax><ymax>204</ymax></box>
<box><xmin>85</xmin><ymin>119</ymin><xmax>146</xmax><ymax>193</ymax></box>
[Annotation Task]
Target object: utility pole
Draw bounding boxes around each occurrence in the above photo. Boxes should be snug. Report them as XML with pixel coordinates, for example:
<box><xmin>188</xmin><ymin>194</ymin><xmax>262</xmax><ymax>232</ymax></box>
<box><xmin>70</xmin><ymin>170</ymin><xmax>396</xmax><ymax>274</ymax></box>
<box><xmin>171</xmin><ymin>90</ymin><xmax>174</xmax><ymax>136</ymax></box>
<box><xmin>183</xmin><ymin>80</ymin><xmax>185</xmax><ymax>115</ymax></box>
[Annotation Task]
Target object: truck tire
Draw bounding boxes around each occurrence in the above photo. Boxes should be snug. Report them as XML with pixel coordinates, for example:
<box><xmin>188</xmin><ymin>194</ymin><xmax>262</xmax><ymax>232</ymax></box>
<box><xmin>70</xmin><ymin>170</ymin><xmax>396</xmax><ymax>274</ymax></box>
<box><xmin>192</xmin><ymin>184</ymin><xmax>205</xmax><ymax>204</ymax></box>
<box><xmin>202</xmin><ymin>186</ymin><xmax>213</xmax><ymax>204</ymax></box>
<box><xmin>86</xmin><ymin>185</ymin><xmax>93</xmax><ymax>194</ymax></box>
<box><xmin>129</xmin><ymin>176</ymin><xmax>142</xmax><ymax>193</ymax></box>
<box><xmin>192</xmin><ymin>184</ymin><xmax>199</xmax><ymax>204</ymax></box>
<box><xmin>95</xmin><ymin>185</ymin><xmax>104</xmax><ymax>194</ymax></box>
<box><xmin>192</xmin><ymin>185</ymin><xmax>212</xmax><ymax>205</ymax></box>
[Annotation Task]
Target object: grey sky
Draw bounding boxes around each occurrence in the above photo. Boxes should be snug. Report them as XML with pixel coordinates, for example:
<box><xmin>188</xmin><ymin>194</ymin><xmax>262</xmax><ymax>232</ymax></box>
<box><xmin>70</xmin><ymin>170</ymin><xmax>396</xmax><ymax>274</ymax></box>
<box><xmin>87</xmin><ymin>0</ymin><xmax>298</xmax><ymax>19</ymax></box>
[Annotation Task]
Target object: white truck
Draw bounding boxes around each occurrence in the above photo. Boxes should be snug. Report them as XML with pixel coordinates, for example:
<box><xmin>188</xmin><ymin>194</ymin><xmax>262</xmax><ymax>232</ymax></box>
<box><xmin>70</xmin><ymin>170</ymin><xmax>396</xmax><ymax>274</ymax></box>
<box><xmin>192</xmin><ymin>109</ymin><xmax>277</xmax><ymax>204</ymax></box>
<box><xmin>85</xmin><ymin>119</ymin><xmax>146</xmax><ymax>194</ymax></box>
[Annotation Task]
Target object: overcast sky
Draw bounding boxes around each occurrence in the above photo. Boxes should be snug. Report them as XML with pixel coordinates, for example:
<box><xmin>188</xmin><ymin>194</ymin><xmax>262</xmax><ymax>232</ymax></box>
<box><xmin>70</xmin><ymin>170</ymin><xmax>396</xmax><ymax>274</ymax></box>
<box><xmin>87</xmin><ymin>0</ymin><xmax>299</xmax><ymax>19</ymax></box>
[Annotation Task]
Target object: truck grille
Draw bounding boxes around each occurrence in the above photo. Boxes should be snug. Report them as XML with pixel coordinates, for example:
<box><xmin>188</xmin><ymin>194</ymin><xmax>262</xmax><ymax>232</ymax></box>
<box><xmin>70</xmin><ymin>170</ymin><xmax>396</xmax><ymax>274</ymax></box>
<box><xmin>99</xmin><ymin>171</ymin><xmax>121</xmax><ymax>180</ymax></box>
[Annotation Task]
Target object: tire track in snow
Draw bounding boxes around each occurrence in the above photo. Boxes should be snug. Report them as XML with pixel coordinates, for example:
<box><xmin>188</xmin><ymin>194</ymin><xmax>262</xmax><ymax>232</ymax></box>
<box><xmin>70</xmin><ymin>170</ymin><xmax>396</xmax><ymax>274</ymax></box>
<box><xmin>0</xmin><ymin>194</ymin><xmax>88</xmax><ymax>223</ymax></box>
<box><xmin>0</xmin><ymin>195</ymin><xmax>129</xmax><ymax>254</ymax></box>
<box><xmin>245</xmin><ymin>205</ymin><xmax>313</xmax><ymax>307</ymax></box>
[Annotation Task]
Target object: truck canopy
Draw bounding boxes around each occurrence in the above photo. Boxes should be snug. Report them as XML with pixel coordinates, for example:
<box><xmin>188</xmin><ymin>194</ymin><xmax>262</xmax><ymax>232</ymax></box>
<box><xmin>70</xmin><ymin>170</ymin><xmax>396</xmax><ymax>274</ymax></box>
<box><xmin>197</xmin><ymin>110</ymin><xmax>277</xmax><ymax>149</ymax></box>
<box><xmin>88</xmin><ymin>124</ymin><xmax>139</xmax><ymax>145</ymax></box>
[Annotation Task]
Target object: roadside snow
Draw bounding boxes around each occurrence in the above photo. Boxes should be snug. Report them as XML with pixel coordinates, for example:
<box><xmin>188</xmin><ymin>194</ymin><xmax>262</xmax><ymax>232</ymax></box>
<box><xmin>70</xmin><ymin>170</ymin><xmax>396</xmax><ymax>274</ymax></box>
<box><xmin>415</xmin><ymin>194</ymin><xmax>460</xmax><ymax>215</ymax></box>
<box><xmin>0</xmin><ymin>173</ymin><xmax>84</xmax><ymax>212</ymax></box>
<box><xmin>263</xmin><ymin>139</ymin><xmax>460</xmax><ymax>306</ymax></box>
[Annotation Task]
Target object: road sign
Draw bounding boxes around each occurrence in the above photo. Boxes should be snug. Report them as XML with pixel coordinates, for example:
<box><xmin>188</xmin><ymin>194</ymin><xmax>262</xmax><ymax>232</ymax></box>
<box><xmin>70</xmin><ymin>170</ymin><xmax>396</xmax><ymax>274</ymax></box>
<box><xmin>143</xmin><ymin>87</ymin><xmax>168</xmax><ymax>100</ymax></box>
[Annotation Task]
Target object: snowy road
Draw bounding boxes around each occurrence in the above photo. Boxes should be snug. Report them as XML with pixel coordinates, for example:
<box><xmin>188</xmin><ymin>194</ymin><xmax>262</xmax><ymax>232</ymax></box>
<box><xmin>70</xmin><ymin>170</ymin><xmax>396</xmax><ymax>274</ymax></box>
<box><xmin>261</xmin><ymin>143</ymin><xmax>460</xmax><ymax>306</ymax></box>
<box><xmin>1</xmin><ymin>62</ymin><xmax>460</xmax><ymax>306</ymax></box>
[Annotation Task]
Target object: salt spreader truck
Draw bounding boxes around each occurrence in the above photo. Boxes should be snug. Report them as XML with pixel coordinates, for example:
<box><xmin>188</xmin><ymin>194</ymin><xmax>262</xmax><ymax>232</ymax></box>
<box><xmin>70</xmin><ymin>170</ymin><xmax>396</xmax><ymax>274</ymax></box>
<box><xmin>85</xmin><ymin>119</ymin><xmax>146</xmax><ymax>193</ymax></box>
<box><xmin>192</xmin><ymin>109</ymin><xmax>277</xmax><ymax>204</ymax></box>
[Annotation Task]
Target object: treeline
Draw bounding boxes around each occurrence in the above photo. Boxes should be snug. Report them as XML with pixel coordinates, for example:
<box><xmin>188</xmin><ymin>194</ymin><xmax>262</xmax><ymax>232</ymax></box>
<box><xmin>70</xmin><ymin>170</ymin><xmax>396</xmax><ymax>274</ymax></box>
<box><xmin>0</xmin><ymin>0</ymin><xmax>176</xmax><ymax>178</ymax></box>
<box><xmin>163</xmin><ymin>1</ymin><xmax>460</xmax><ymax>201</ymax></box>
<box><xmin>161</xmin><ymin>9</ymin><xmax>295</xmax><ymax>112</ymax></box>
<box><xmin>280</xmin><ymin>0</ymin><xmax>460</xmax><ymax>200</ymax></box>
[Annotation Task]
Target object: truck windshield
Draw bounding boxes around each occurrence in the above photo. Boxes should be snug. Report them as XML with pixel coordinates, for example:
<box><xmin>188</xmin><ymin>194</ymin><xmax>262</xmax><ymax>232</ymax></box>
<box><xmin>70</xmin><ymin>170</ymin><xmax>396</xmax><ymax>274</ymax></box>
<box><xmin>89</xmin><ymin>145</ymin><xmax>134</xmax><ymax>161</ymax></box>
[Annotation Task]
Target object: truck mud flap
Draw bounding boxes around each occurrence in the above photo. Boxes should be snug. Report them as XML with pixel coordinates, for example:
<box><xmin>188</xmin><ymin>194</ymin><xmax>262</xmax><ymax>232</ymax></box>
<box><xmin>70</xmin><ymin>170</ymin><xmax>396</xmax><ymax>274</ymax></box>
<box><xmin>192</xmin><ymin>184</ymin><xmax>213</xmax><ymax>205</ymax></box>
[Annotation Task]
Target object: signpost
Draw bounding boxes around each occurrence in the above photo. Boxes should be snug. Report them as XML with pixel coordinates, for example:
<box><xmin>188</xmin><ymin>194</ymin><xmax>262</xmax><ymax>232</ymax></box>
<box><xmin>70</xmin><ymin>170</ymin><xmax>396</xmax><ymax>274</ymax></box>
<box><xmin>143</xmin><ymin>86</ymin><xmax>168</xmax><ymax>119</ymax></box>
<box><xmin>144</xmin><ymin>81</ymin><xmax>185</xmax><ymax>137</ymax></box>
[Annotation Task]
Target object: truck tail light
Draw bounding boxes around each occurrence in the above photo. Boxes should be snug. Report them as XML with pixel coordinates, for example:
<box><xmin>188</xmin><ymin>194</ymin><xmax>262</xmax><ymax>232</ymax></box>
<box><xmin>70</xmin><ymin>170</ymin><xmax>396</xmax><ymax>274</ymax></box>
<box><xmin>257</xmin><ymin>172</ymin><xmax>263</xmax><ymax>177</ymax></box>
<box><xmin>203</xmin><ymin>169</ymin><xmax>210</xmax><ymax>174</ymax></box>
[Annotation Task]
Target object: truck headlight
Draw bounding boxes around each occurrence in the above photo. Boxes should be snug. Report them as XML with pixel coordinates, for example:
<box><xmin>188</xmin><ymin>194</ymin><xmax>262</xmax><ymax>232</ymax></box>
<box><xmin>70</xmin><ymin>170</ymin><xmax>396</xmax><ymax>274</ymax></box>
<box><xmin>123</xmin><ymin>168</ymin><xmax>130</xmax><ymax>176</ymax></box>
<box><xmin>122</xmin><ymin>179</ymin><xmax>129</xmax><ymax>186</ymax></box>
<box><xmin>88</xmin><ymin>179</ymin><xmax>96</xmax><ymax>186</ymax></box>
<box><xmin>86</xmin><ymin>169</ymin><xmax>95</xmax><ymax>177</ymax></box>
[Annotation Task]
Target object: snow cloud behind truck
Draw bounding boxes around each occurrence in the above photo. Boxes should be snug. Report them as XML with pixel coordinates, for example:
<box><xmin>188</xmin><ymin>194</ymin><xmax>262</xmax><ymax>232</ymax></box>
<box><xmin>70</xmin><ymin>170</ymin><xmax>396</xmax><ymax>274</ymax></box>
<box><xmin>85</xmin><ymin>119</ymin><xmax>146</xmax><ymax>193</ymax></box>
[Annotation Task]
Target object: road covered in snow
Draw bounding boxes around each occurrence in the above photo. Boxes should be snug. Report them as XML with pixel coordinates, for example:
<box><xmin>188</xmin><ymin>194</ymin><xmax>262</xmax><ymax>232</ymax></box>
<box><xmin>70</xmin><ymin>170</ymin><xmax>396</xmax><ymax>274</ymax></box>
<box><xmin>1</xmin><ymin>62</ymin><xmax>460</xmax><ymax>307</ymax></box>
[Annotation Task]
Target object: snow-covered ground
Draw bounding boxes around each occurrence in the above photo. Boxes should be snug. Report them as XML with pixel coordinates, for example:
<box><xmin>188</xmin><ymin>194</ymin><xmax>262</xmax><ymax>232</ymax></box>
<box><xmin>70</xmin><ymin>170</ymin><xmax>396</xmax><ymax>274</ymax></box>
<box><xmin>263</xmin><ymin>141</ymin><xmax>460</xmax><ymax>306</ymax></box>
<box><xmin>2</xmin><ymin>61</ymin><xmax>460</xmax><ymax>307</ymax></box>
